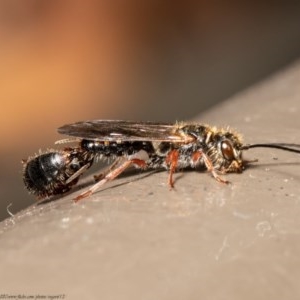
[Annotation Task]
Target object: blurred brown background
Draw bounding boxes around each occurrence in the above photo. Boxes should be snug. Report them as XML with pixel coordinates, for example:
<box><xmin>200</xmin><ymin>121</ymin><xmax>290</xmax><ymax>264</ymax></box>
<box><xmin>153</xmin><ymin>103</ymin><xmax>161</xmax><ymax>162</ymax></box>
<box><xmin>1</xmin><ymin>0</ymin><xmax>300</xmax><ymax>221</ymax></box>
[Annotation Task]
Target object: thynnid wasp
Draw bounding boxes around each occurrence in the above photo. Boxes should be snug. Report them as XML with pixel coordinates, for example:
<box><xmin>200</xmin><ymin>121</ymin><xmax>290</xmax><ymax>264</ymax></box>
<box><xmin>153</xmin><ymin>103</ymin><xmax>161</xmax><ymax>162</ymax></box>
<box><xmin>22</xmin><ymin>120</ymin><xmax>300</xmax><ymax>202</ymax></box>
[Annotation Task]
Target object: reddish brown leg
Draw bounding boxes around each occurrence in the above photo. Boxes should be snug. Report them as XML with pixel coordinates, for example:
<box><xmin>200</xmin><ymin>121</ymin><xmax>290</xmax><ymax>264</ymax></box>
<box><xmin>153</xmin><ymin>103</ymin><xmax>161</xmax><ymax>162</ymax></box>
<box><xmin>74</xmin><ymin>158</ymin><xmax>147</xmax><ymax>202</ymax></box>
<box><xmin>93</xmin><ymin>158</ymin><xmax>122</xmax><ymax>182</ymax></box>
<box><xmin>65</xmin><ymin>163</ymin><xmax>91</xmax><ymax>184</ymax></box>
<box><xmin>200</xmin><ymin>151</ymin><xmax>229</xmax><ymax>184</ymax></box>
<box><xmin>191</xmin><ymin>151</ymin><xmax>202</xmax><ymax>164</ymax></box>
<box><xmin>165</xmin><ymin>150</ymin><xmax>179</xmax><ymax>188</ymax></box>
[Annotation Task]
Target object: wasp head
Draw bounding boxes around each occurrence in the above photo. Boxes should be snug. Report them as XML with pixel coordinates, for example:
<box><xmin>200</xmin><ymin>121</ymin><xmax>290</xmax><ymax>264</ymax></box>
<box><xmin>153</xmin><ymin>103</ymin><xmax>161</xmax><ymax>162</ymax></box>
<box><xmin>207</xmin><ymin>131</ymin><xmax>244</xmax><ymax>173</ymax></box>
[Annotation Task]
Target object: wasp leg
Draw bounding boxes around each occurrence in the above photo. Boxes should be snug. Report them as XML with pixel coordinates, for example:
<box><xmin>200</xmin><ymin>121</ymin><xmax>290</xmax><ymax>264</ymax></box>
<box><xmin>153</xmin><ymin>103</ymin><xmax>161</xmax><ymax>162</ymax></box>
<box><xmin>201</xmin><ymin>151</ymin><xmax>229</xmax><ymax>184</ymax></box>
<box><xmin>74</xmin><ymin>158</ymin><xmax>147</xmax><ymax>202</ymax></box>
<box><xmin>93</xmin><ymin>157</ymin><xmax>123</xmax><ymax>182</ymax></box>
<box><xmin>165</xmin><ymin>150</ymin><xmax>179</xmax><ymax>188</ymax></box>
<box><xmin>65</xmin><ymin>163</ymin><xmax>91</xmax><ymax>185</ymax></box>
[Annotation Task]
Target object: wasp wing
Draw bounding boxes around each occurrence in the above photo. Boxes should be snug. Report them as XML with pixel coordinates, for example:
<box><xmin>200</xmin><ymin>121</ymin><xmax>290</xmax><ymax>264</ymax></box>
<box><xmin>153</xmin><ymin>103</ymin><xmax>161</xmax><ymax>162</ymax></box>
<box><xmin>58</xmin><ymin>120</ymin><xmax>190</xmax><ymax>142</ymax></box>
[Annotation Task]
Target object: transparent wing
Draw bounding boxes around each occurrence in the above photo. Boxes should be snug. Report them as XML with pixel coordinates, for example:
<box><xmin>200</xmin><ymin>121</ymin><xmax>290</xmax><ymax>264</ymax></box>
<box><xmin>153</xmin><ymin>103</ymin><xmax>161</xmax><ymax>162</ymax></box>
<box><xmin>58</xmin><ymin>120</ymin><xmax>188</xmax><ymax>142</ymax></box>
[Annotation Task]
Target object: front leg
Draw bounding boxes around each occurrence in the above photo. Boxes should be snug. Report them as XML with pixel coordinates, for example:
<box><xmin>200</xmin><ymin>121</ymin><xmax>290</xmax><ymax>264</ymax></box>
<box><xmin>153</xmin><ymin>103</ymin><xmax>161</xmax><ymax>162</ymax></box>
<box><xmin>195</xmin><ymin>150</ymin><xmax>229</xmax><ymax>184</ymax></box>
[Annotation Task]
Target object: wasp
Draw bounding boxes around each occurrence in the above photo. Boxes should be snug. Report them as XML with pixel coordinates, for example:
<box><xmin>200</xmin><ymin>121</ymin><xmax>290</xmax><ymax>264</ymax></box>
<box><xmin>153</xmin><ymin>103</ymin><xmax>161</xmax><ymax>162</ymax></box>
<box><xmin>22</xmin><ymin>120</ymin><xmax>300</xmax><ymax>202</ymax></box>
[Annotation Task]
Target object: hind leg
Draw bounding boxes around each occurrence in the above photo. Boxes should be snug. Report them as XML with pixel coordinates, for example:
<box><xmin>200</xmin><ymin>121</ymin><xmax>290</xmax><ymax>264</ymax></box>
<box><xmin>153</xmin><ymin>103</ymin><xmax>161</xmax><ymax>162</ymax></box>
<box><xmin>74</xmin><ymin>158</ymin><xmax>147</xmax><ymax>202</ymax></box>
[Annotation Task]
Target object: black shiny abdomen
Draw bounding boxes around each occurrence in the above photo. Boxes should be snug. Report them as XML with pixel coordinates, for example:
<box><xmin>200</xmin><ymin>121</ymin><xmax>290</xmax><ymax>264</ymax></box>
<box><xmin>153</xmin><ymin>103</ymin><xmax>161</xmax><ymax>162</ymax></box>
<box><xmin>24</xmin><ymin>152</ymin><xmax>65</xmax><ymax>193</ymax></box>
<box><xmin>23</xmin><ymin>149</ymin><xmax>94</xmax><ymax>197</ymax></box>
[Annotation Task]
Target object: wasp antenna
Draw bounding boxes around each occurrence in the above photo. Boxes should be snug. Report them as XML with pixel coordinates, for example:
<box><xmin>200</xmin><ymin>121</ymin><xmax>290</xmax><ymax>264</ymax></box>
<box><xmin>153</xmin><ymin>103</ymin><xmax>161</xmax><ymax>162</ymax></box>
<box><xmin>241</xmin><ymin>143</ymin><xmax>300</xmax><ymax>154</ymax></box>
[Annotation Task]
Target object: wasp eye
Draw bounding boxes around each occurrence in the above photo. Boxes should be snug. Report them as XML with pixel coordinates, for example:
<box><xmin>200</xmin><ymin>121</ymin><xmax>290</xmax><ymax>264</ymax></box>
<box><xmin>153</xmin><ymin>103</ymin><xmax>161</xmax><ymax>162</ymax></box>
<box><xmin>221</xmin><ymin>140</ymin><xmax>235</xmax><ymax>160</ymax></box>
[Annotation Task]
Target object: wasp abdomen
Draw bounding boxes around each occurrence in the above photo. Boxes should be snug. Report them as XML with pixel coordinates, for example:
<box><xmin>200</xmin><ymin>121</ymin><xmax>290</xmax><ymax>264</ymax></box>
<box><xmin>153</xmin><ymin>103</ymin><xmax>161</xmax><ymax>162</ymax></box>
<box><xmin>23</xmin><ymin>149</ymin><xmax>94</xmax><ymax>198</ymax></box>
<box><xmin>23</xmin><ymin>152</ymin><xmax>69</xmax><ymax>197</ymax></box>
